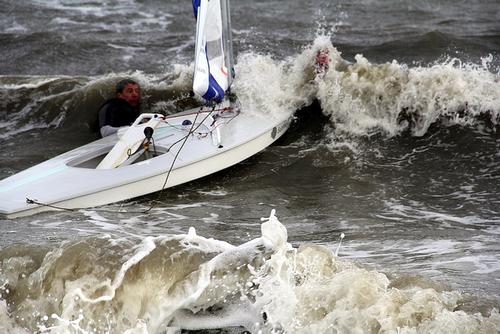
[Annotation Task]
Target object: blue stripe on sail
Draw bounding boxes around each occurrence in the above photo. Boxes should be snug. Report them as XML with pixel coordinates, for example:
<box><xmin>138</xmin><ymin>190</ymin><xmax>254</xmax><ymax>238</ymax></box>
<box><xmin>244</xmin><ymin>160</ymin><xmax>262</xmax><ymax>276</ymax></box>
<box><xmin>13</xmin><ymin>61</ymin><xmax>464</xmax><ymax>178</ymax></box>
<box><xmin>202</xmin><ymin>73</ymin><xmax>225</xmax><ymax>102</ymax></box>
<box><xmin>192</xmin><ymin>0</ymin><xmax>200</xmax><ymax>18</ymax></box>
<box><xmin>201</xmin><ymin>43</ymin><xmax>225</xmax><ymax>102</ymax></box>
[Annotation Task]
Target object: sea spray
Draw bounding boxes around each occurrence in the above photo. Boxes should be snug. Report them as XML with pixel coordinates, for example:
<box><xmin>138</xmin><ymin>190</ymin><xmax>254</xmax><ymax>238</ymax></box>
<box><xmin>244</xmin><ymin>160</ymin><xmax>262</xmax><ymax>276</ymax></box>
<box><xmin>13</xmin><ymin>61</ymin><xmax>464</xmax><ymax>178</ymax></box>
<box><xmin>247</xmin><ymin>238</ymin><xmax>500</xmax><ymax>333</ymax></box>
<box><xmin>314</xmin><ymin>42</ymin><xmax>500</xmax><ymax>137</ymax></box>
<box><xmin>230</xmin><ymin>35</ymin><xmax>499</xmax><ymax>143</ymax></box>
<box><xmin>1</xmin><ymin>212</ymin><xmax>500</xmax><ymax>333</ymax></box>
<box><xmin>1</xmin><ymin>34</ymin><xmax>497</xmax><ymax>146</ymax></box>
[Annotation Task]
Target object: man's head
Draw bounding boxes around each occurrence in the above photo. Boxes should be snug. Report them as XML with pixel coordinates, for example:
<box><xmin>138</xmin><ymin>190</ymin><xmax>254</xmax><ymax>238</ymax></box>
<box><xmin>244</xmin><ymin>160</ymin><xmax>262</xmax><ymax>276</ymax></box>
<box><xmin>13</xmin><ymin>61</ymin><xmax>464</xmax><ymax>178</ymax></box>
<box><xmin>116</xmin><ymin>79</ymin><xmax>140</xmax><ymax>107</ymax></box>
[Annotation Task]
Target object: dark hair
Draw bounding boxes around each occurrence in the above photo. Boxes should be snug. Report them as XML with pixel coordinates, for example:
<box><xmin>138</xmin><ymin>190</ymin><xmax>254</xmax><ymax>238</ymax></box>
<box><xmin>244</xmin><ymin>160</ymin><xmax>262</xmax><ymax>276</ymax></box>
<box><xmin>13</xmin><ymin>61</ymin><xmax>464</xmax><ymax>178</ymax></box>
<box><xmin>115</xmin><ymin>79</ymin><xmax>139</xmax><ymax>94</ymax></box>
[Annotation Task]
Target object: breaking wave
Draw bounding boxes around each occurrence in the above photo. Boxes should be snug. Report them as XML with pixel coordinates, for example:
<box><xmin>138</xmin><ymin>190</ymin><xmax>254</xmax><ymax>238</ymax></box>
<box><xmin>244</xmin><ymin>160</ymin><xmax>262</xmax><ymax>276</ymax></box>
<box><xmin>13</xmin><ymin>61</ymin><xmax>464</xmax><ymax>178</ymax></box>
<box><xmin>314</xmin><ymin>42</ymin><xmax>499</xmax><ymax>137</ymax></box>
<box><xmin>1</xmin><ymin>211</ymin><xmax>498</xmax><ymax>333</ymax></box>
<box><xmin>1</xmin><ymin>35</ymin><xmax>498</xmax><ymax>145</ymax></box>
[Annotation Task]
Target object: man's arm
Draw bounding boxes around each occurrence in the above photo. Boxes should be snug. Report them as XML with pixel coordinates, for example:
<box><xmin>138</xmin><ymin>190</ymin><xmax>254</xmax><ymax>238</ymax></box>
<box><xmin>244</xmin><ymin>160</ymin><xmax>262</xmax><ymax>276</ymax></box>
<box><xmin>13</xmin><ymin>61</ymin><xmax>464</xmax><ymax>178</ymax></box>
<box><xmin>100</xmin><ymin>125</ymin><xmax>120</xmax><ymax>137</ymax></box>
<box><xmin>98</xmin><ymin>100</ymin><xmax>118</xmax><ymax>137</ymax></box>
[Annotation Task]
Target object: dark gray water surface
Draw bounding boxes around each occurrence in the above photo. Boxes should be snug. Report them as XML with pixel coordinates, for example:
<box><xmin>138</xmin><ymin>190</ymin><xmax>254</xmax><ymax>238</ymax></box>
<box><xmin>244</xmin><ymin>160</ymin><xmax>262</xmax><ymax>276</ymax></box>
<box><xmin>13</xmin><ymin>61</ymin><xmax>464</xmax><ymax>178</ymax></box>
<box><xmin>0</xmin><ymin>0</ymin><xmax>499</xmax><ymax>332</ymax></box>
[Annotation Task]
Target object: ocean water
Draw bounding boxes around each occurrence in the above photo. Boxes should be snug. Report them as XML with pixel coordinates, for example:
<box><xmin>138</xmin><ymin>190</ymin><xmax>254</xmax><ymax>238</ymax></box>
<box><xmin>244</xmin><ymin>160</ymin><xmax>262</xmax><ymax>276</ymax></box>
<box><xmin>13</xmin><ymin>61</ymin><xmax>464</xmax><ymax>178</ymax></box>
<box><xmin>0</xmin><ymin>0</ymin><xmax>499</xmax><ymax>333</ymax></box>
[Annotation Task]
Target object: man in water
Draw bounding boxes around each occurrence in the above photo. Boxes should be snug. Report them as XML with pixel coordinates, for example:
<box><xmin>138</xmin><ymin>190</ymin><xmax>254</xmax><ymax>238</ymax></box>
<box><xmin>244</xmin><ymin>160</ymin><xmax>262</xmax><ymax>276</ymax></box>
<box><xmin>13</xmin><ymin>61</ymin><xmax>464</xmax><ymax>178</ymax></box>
<box><xmin>315</xmin><ymin>49</ymin><xmax>329</xmax><ymax>75</ymax></box>
<box><xmin>98</xmin><ymin>79</ymin><xmax>141</xmax><ymax>137</ymax></box>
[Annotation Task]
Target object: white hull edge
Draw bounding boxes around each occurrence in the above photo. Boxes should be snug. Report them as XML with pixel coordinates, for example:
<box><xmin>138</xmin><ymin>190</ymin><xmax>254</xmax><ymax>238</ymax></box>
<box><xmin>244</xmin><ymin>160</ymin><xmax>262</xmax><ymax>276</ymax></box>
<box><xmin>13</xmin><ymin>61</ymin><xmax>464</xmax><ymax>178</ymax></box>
<box><xmin>2</xmin><ymin>116</ymin><xmax>291</xmax><ymax>218</ymax></box>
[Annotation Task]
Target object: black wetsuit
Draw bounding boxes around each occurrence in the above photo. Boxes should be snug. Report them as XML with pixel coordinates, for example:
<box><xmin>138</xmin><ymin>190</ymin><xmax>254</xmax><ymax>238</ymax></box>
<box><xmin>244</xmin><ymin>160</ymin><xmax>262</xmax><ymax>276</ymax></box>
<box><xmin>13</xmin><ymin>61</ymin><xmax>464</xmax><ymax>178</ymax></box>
<box><xmin>98</xmin><ymin>98</ymin><xmax>140</xmax><ymax>134</ymax></box>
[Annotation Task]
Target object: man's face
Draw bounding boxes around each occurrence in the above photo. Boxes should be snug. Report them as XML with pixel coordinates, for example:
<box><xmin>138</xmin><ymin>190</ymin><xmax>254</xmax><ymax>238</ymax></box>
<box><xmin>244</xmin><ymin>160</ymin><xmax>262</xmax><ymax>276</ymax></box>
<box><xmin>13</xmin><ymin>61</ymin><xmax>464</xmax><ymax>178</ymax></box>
<box><xmin>117</xmin><ymin>83</ymin><xmax>140</xmax><ymax>107</ymax></box>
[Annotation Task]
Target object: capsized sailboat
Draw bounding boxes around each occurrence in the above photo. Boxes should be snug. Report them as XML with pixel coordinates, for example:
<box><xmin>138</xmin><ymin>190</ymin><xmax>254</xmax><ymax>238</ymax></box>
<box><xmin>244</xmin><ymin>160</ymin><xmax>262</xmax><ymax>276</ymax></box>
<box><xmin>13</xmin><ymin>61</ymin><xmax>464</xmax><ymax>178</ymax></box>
<box><xmin>0</xmin><ymin>0</ymin><xmax>292</xmax><ymax>218</ymax></box>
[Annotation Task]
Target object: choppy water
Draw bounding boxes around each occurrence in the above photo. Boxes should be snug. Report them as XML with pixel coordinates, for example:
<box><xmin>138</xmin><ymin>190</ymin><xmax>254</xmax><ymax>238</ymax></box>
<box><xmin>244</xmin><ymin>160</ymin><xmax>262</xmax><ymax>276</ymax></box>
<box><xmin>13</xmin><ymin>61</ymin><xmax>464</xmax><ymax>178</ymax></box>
<box><xmin>1</xmin><ymin>0</ymin><xmax>499</xmax><ymax>333</ymax></box>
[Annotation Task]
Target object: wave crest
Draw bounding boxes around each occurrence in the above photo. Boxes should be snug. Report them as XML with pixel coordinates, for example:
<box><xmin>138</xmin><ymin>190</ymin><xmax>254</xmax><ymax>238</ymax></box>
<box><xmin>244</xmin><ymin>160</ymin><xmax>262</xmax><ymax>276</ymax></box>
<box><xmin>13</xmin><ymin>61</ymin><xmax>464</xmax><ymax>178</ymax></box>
<box><xmin>314</xmin><ymin>41</ymin><xmax>499</xmax><ymax>136</ymax></box>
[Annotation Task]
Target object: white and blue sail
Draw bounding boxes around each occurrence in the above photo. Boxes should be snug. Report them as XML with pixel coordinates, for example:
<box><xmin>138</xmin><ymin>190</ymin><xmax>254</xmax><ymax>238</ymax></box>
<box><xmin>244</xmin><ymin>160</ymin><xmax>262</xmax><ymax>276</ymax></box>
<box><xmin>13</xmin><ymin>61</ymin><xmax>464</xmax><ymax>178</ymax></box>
<box><xmin>192</xmin><ymin>0</ymin><xmax>235</xmax><ymax>102</ymax></box>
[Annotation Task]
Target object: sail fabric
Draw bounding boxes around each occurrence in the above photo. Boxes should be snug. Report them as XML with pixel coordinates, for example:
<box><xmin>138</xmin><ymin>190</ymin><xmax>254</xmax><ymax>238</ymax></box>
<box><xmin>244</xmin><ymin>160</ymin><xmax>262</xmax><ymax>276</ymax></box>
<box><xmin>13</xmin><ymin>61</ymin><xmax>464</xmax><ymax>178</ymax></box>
<box><xmin>192</xmin><ymin>0</ymin><xmax>234</xmax><ymax>102</ymax></box>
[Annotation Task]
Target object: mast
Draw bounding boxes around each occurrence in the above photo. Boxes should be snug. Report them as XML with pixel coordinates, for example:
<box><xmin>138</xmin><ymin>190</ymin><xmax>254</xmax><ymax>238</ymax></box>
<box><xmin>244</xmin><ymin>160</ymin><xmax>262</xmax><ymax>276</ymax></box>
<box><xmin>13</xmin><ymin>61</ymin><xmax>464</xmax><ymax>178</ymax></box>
<box><xmin>221</xmin><ymin>0</ymin><xmax>235</xmax><ymax>87</ymax></box>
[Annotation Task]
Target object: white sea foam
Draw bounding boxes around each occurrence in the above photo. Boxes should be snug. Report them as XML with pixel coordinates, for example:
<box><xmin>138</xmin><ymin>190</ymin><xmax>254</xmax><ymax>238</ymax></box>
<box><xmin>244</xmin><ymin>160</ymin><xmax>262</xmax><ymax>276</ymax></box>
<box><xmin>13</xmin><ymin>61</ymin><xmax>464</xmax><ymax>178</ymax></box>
<box><xmin>49</xmin><ymin>17</ymin><xmax>82</xmax><ymax>26</ymax></box>
<box><xmin>4</xmin><ymin>21</ymin><xmax>28</xmax><ymax>34</ymax></box>
<box><xmin>0</xmin><ymin>76</ymin><xmax>65</xmax><ymax>90</ymax></box>
<box><xmin>1</xmin><ymin>35</ymin><xmax>500</xmax><ymax>333</ymax></box>
<box><xmin>31</xmin><ymin>0</ymin><xmax>172</xmax><ymax>34</ymax></box>
<box><xmin>434</xmin><ymin>255</ymin><xmax>500</xmax><ymax>275</ymax></box>
<box><xmin>226</xmin><ymin>34</ymin><xmax>500</xmax><ymax>140</ymax></box>
<box><xmin>197</xmin><ymin>189</ymin><xmax>229</xmax><ymax>196</ymax></box>
<box><xmin>314</xmin><ymin>41</ymin><xmax>500</xmax><ymax>137</ymax></box>
<box><xmin>0</xmin><ymin>121</ymin><xmax>48</xmax><ymax>140</ymax></box>
<box><xmin>383</xmin><ymin>198</ymin><xmax>500</xmax><ymax>227</ymax></box>
<box><xmin>0</xmin><ymin>298</ymin><xmax>30</xmax><ymax>334</ymax></box>
<box><xmin>3</xmin><ymin>211</ymin><xmax>499</xmax><ymax>333</ymax></box>
<box><xmin>2</xmin><ymin>33</ymin><xmax>497</xmax><ymax>144</ymax></box>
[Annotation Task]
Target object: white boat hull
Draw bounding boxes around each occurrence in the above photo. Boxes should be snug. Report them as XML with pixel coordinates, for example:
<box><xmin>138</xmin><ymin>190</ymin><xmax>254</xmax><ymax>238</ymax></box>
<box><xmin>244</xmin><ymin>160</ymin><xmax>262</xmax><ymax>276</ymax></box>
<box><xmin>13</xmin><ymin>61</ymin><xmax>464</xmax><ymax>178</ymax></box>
<box><xmin>0</xmin><ymin>104</ymin><xmax>291</xmax><ymax>218</ymax></box>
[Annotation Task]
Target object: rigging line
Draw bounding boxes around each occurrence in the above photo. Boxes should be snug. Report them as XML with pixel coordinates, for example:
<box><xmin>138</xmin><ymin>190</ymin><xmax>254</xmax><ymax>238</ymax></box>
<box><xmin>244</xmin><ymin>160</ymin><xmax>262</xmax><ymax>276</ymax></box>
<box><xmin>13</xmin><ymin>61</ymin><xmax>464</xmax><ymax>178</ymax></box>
<box><xmin>25</xmin><ymin>197</ymin><xmax>132</xmax><ymax>214</ymax></box>
<box><xmin>126</xmin><ymin>137</ymin><xmax>148</xmax><ymax>158</ymax></box>
<box><xmin>162</xmin><ymin>107</ymin><xmax>216</xmax><ymax>155</ymax></box>
<box><xmin>142</xmin><ymin>105</ymin><xmax>217</xmax><ymax>213</ymax></box>
<box><xmin>163</xmin><ymin>106</ymin><xmax>231</xmax><ymax>120</ymax></box>
<box><xmin>209</xmin><ymin>110</ymin><xmax>238</xmax><ymax>131</ymax></box>
<box><xmin>26</xmin><ymin>197</ymin><xmax>78</xmax><ymax>212</ymax></box>
<box><xmin>161</xmin><ymin>106</ymin><xmax>233</xmax><ymax>134</ymax></box>
<box><xmin>162</xmin><ymin>119</ymin><xmax>209</xmax><ymax>136</ymax></box>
